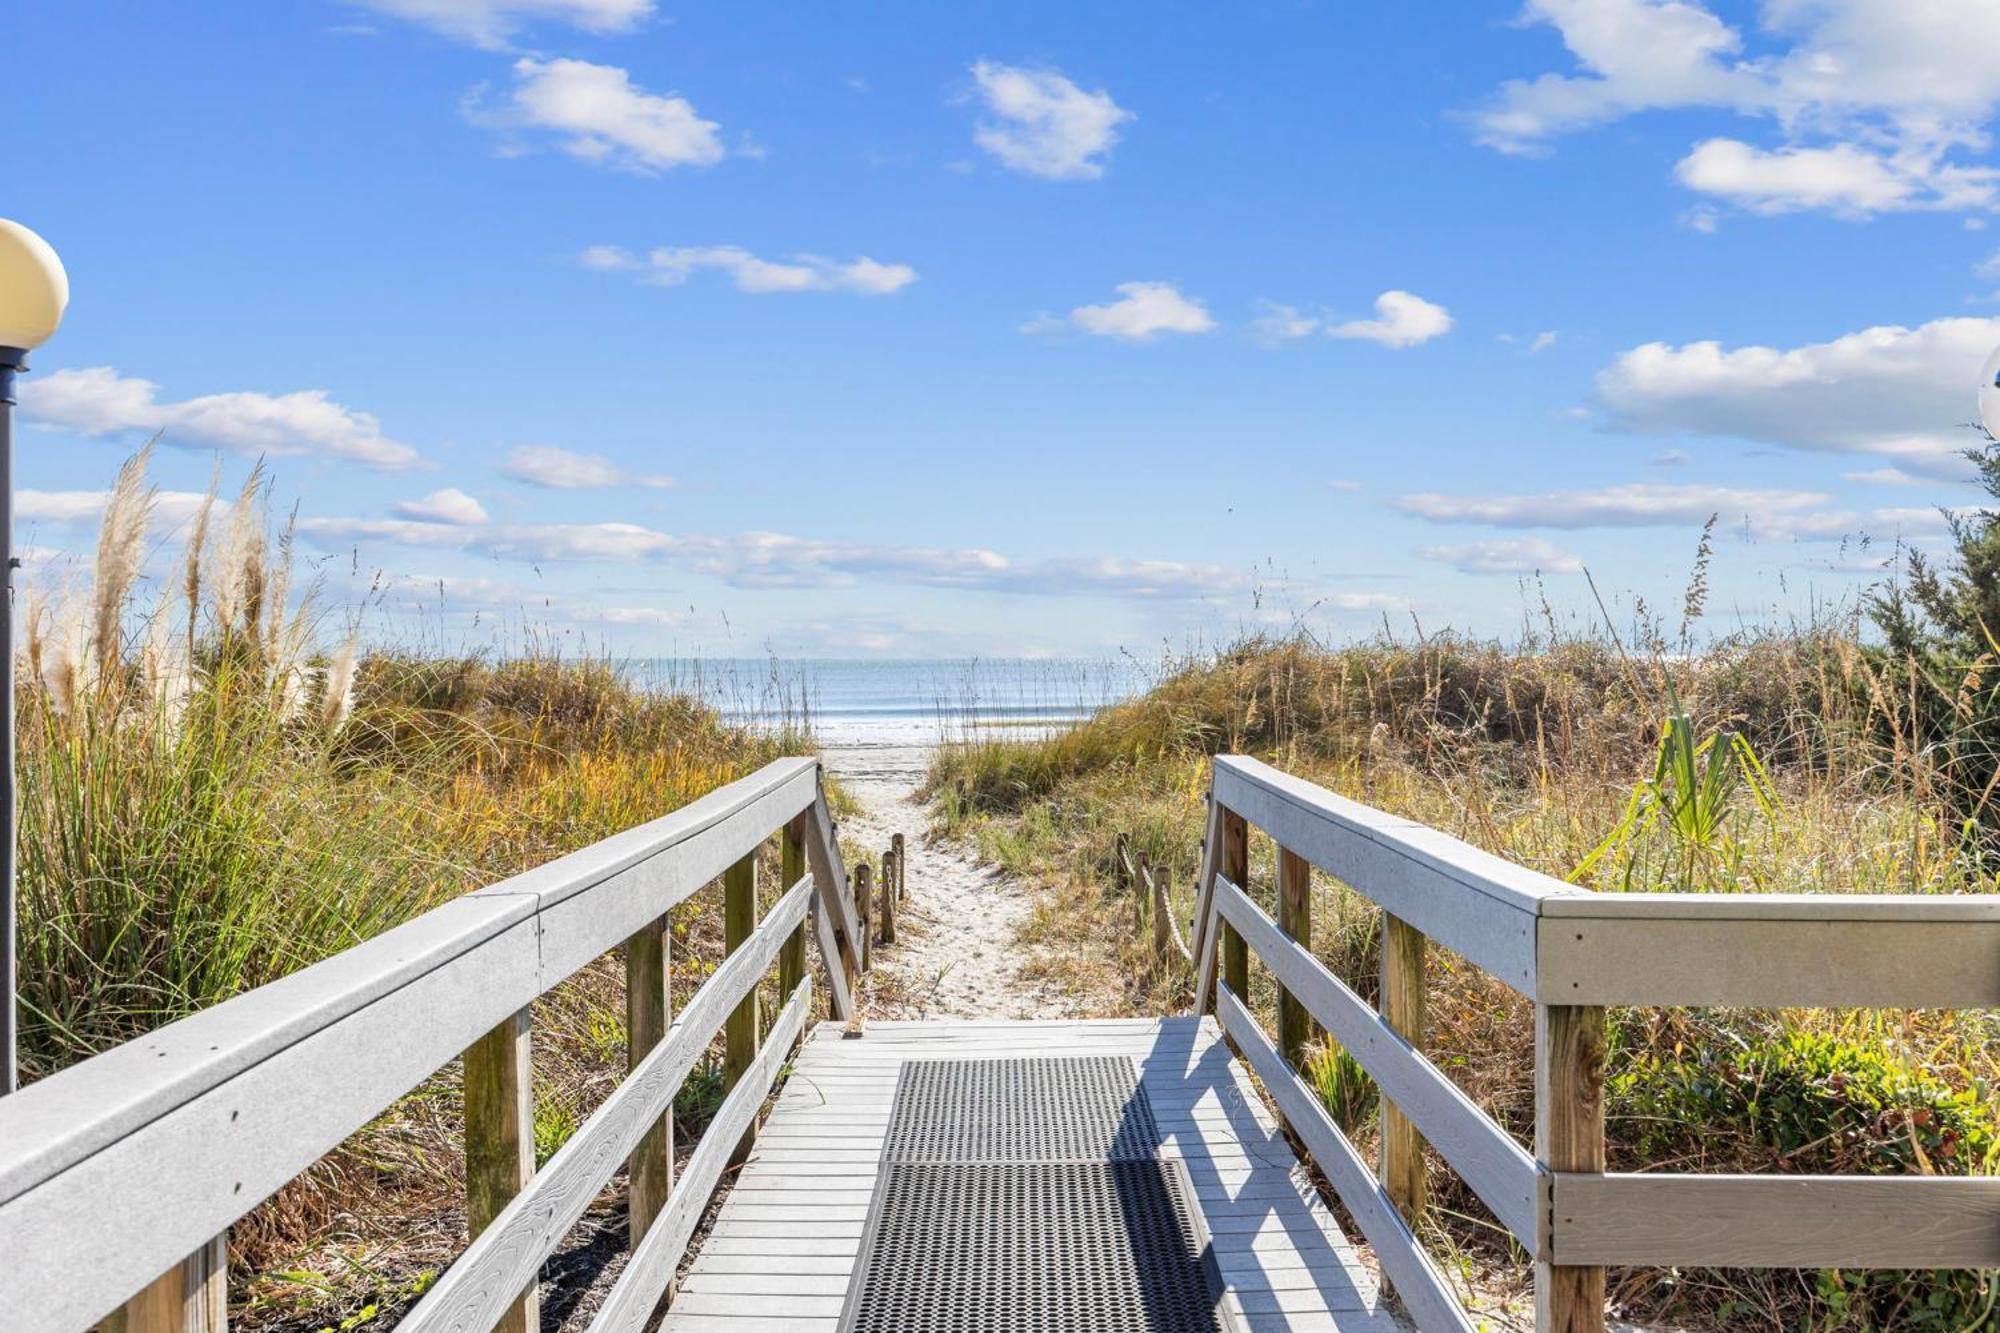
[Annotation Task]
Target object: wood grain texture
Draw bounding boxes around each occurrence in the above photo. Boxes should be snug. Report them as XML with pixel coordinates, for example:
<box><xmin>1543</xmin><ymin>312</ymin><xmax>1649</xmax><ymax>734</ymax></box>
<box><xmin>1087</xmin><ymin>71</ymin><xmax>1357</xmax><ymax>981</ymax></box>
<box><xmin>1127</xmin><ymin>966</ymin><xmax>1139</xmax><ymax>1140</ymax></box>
<box><xmin>804</xmin><ymin>784</ymin><xmax>860</xmax><ymax>1000</ymax></box>
<box><xmin>779</xmin><ymin>817</ymin><xmax>807</xmax><ymax>1004</ymax></box>
<box><xmin>1187</xmin><ymin>792</ymin><xmax>1223</xmax><ymax>989</ymax></box>
<box><xmin>723</xmin><ymin>852</ymin><xmax>760</xmax><ymax>1169</ymax></box>
<box><xmin>1535</xmin><ymin>1004</ymin><xmax>1606</xmax><ymax>1333</ymax></box>
<box><xmin>464</xmin><ymin>1007</ymin><xmax>538</xmax><ymax>1333</ymax></box>
<box><xmin>108</xmin><ymin>1237</ymin><xmax>225</xmax><ymax>1333</ymax></box>
<box><xmin>591</xmin><ymin>979</ymin><xmax>814</xmax><ymax>1333</ymax></box>
<box><xmin>1548</xmin><ymin>1173</ymin><xmax>2000</xmax><ymax>1268</ymax></box>
<box><xmin>625</xmin><ymin>914</ymin><xmax>672</xmax><ymax>1245</ymax></box>
<box><xmin>853</xmin><ymin>862</ymin><xmax>872</xmax><ymax>976</ymax></box>
<box><xmin>878</xmin><ymin>845</ymin><xmax>897</xmax><ymax>944</ymax></box>
<box><xmin>1216</xmin><ymin>988</ymin><xmax>1476</xmax><ymax>1333</ymax></box>
<box><xmin>1220</xmin><ymin>809</ymin><xmax>1250</xmax><ymax>1013</ymax></box>
<box><xmin>1379</xmin><ymin>914</ymin><xmax>1427</xmax><ymax>1227</ymax></box>
<box><xmin>399</xmin><ymin>878</ymin><xmax>812</xmax><ymax>1333</ymax></box>
<box><xmin>1276</xmin><ymin>848</ymin><xmax>1313</xmax><ymax>1068</ymax></box>
<box><xmin>1213</xmin><ymin>876</ymin><xmax>1540</xmax><ymax>1248</ymax></box>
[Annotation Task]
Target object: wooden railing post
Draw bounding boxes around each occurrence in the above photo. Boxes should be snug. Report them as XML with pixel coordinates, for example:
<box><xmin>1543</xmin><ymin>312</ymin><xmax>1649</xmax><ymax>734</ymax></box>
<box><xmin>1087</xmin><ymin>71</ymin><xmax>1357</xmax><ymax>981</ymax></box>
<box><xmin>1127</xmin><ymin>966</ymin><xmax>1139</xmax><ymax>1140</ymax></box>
<box><xmin>854</xmin><ymin>863</ymin><xmax>872</xmax><ymax>974</ymax></box>
<box><xmin>1380</xmin><ymin>914</ymin><xmax>1427</xmax><ymax>1225</ymax></box>
<box><xmin>1276</xmin><ymin>848</ymin><xmax>1313</xmax><ymax>1068</ymax></box>
<box><xmin>1133</xmin><ymin>851</ymin><xmax>1151</xmax><ymax>937</ymax></box>
<box><xmin>891</xmin><ymin>831</ymin><xmax>906</xmax><ymax>901</ymax></box>
<box><xmin>779</xmin><ymin>814</ymin><xmax>807</xmax><ymax>1000</ymax></box>
<box><xmin>1150</xmin><ymin>862</ymin><xmax>1171</xmax><ymax>967</ymax></box>
<box><xmin>723</xmin><ymin>851</ymin><xmax>760</xmax><ymax>1166</ymax></box>
<box><xmin>879</xmin><ymin>843</ymin><xmax>898</xmax><ymax>945</ymax></box>
<box><xmin>105</xmin><ymin>1237</ymin><xmax>226</xmax><ymax>1333</ymax></box>
<box><xmin>624</xmin><ymin>911</ymin><xmax>672</xmax><ymax>1245</ymax></box>
<box><xmin>1217</xmin><ymin>810</ymin><xmax>1250</xmax><ymax>1009</ymax></box>
<box><xmin>465</xmin><ymin>1007</ymin><xmax>537</xmax><ymax>1333</ymax></box>
<box><xmin>1536</xmin><ymin>1003</ymin><xmax>1607</xmax><ymax>1333</ymax></box>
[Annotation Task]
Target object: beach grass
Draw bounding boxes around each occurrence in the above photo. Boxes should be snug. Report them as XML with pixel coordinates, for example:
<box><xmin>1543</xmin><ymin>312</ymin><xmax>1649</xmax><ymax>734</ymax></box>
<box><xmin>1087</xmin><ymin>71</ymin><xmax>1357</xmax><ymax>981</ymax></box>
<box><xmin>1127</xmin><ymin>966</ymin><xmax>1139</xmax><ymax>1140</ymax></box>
<box><xmin>925</xmin><ymin>630</ymin><xmax>1998</xmax><ymax>1331</ymax></box>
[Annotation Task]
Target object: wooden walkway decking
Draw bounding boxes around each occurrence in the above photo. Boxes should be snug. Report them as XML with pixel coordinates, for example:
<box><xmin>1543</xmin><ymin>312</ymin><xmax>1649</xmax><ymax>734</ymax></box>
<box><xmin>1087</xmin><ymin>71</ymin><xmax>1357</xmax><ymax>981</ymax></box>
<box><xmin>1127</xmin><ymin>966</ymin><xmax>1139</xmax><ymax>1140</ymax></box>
<box><xmin>664</xmin><ymin>1016</ymin><xmax>1406</xmax><ymax>1332</ymax></box>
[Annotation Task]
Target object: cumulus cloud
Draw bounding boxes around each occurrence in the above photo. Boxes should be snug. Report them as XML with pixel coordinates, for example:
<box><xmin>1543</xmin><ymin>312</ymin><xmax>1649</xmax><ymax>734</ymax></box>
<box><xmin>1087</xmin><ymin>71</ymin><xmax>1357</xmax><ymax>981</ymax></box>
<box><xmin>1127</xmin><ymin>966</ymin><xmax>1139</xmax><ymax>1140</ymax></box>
<box><xmin>469</xmin><ymin>58</ymin><xmax>723</xmax><ymax>173</ymax></box>
<box><xmin>970</xmin><ymin>61</ymin><xmax>1132</xmax><ymax>180</ymax></box>
<box><xmin>1394</xmin><ymin>482</ymin><xmax>1830</xmax><ymax>528</ymax></box>
<box><xmin>1595</xmin><ymin>315</ymin><xmax>2000</xmax><ymax>478</ymax></box>
<box><xmin>394</xmin><ymin>488</ymin><xmax>489</xmax><ymax>525</ymax></box>
<box><xmin>1420</xmin><ymin>537</ymin><xmax>1585</xmax><ymax>574</ymax></box>
<box><xmin>1326</xmin><ymin>291</ymin><xmax>1454</xmax><ymax>348</ymax></box>
<box><xmin>581</xmin><ymin>243</ymin><xmax>915</xmax><ymax>294</ymax></box>
<box><xmin>18</xmin><ymin>488</ymin><xmax>222</xmax><ymax>530</ymax></box>
<box><xmin>349</xmin><ymin>0</ymin><xmax>649</xmax><ymax>47</ymax></box>
<box><xmin>1023</xmin><ymin>282</ymin><xmax>1215</xmax><ymax>342</ymax></box>
<box><xmin>1472</xmin><ymin>0</ymin><xmax>2000</xmax><ymax>218</ymax></box>
<box><xmin>20</xmin><ymin>367</ymin><xmax>423</xmax><ymax>470</ymax></box>
<box><xmin>500</xmin><ymin>445</ymin><xmax>673</xmax><ymax>490</ymax></box>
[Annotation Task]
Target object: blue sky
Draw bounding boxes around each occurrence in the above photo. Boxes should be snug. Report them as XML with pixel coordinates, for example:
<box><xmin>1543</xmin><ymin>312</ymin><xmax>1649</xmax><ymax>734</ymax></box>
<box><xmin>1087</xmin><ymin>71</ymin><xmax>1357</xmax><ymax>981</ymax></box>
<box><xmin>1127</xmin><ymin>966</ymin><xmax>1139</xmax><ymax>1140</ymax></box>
<box><xmin>7</xmin><ymin>0</ymin><xmax>2000</xmax><ymax>657</ymax></box>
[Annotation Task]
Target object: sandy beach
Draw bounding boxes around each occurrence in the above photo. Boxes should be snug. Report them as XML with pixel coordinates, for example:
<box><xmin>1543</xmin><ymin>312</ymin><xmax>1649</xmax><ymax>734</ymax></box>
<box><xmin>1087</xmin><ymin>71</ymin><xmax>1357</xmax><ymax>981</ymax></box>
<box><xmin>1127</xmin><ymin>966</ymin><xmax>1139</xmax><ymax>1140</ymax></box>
<box><xmin>819</xmin><ymin>739</ymin><xmax>1082</xmax><ymax>1021</ymax></box>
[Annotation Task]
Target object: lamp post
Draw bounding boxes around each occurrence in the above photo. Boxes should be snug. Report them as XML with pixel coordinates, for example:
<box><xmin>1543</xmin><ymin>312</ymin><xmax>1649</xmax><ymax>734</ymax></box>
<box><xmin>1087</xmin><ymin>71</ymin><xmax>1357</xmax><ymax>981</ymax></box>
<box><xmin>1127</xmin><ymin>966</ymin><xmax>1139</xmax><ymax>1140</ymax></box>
<box><xmin>0</xmin><ymin>220</ymin><xmax>68</xmax><ymax>1096</ymax></box>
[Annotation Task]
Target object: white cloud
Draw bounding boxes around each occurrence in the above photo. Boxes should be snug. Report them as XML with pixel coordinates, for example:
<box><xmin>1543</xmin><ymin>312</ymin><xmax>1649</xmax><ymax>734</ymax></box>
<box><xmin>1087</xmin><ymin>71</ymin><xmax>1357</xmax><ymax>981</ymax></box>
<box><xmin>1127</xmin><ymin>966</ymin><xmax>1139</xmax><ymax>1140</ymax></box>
<box><xmin>1529</xmin><ymin>330</ymin><xmax>1559</xmax><ymax>353</ymax></box>
<box><xmin>1595</xmin><ymin>315</ymin><xmax>2000</xmax><ymax>478</ymax></box>
<box><xmin>1843</xmin><ymin>466</ymin><xmax>1920</xmax><ymax>484</ymax></box>
<box><xmin>1420</xmin><ymin>537</ymin><xmax>1586</xmax><ymax>574</ymax></box>
<box><xmin>970</xmin><ymin>61</ymin><xmax>1132</xmax><ymax>180</ymax></box>
<box><xmin>1024</xmin><ymin>282</ymin><xmax>1215</xmax><ymax>342</ymax></box>
<box><xmin>1649</xmin><ymin>448</ymin><xmax>1691</xmax><ymax>467</ymax></box>
<box><xmin>17</xmin><ymin>488</ymin><xmax>222</xmax><ymax>530</ymax></box>
<box><xmin>1327</xmin><ymin>291</ymin><xmax>1454</xmax><ymax>348</ymax></box>
<box><xmin>349</xmin><ymin>0</ymin><xmax>649</xmax><ymax>48</ymax></box>
<box><xmin>1473</xmin><ymin>0</ymin><xmax>2000</xmax><ymax>218</ymax></box>
<box><xmin>470</xmin><ymin>58</ymin><xmax>723</xmax><ymax>173</ymax></box>
<box><xmin>582</xmin><ymin>244</ymin><xmax>916</xmax><ymax>294</ymax></box>
<box><xmin>394</xmin><ymin>487</ymin><xmax>489</xmax><ymax>525</ymax></box>
<box><xmin>20</xmin><ymin>367</ymin><xmax>423</xmax><ymax>470</ymax></box>
<box><xmin>499</xmin><ymin>445</ymin><xmax>673</xmax><ymax>490</ymax></box>
<box><xmin>1394</xmin><ymin>481</ymin><xmax>1831</xmax><ymax>528</ymax></box>
<box><xmin>1251</xmin><ymin>302</ymin><xmax>1321</xmax><ymax>345</ymax></box>
<box><xmin>1673</xmin><ymin>138</ymin><xmax>1948</xmax><ymax>216</ymax></box>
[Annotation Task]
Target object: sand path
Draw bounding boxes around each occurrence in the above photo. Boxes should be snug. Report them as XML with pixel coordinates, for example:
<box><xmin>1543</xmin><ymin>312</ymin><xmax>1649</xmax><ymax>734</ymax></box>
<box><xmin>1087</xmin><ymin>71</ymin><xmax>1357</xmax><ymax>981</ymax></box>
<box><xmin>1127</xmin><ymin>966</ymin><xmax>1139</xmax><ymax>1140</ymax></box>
<box><xmin>820</xmin><ymin>741</ymin><xmax>1079</xmax><ymax>1020</ymax></box>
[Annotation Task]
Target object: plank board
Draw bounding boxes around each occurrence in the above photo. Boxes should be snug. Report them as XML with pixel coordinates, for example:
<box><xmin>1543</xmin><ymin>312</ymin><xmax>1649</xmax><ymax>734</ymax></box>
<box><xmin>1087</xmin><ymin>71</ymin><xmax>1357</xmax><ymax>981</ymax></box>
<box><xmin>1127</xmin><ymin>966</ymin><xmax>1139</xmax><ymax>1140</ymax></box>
<box><xmin>661</xmin><ymin>1017</ymin><xmax>1408</xmax><ymax>1333</ymax></box>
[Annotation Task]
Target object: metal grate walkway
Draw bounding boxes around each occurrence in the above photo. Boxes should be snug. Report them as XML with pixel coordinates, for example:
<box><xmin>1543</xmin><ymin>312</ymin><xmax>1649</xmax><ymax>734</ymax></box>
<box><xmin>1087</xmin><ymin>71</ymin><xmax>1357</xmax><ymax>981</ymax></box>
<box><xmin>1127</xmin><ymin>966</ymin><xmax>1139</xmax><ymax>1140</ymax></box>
<box><xmin>661</xmin><ymin>1018</ymin><xmax>1407</xmax><ymax>1332</ymax></box>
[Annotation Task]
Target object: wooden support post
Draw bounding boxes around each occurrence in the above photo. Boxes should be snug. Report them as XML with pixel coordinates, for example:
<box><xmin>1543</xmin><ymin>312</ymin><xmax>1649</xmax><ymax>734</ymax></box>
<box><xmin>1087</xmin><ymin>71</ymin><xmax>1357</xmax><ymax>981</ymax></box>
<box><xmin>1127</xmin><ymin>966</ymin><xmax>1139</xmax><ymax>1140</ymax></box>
<box><xmin>465</xmin><ymin>1007</ymin><xmax>538</xmax><ymax>1333</ymax></box>
<box><xmin>106</xmin><ymin>1237</ymin><xmax>227</xmax><ymax>1333</ymax></box>
<box><xmin>779</xmin><ymin>814</ymin><xmax>807</xmax><ymax>1000</ymax></box>
<box><xmin>1150</xmin><ymin>862</ymin><xmax>1172</xmax><ymax>967</ymax></box>
<box><xmin>1380</xmin><ymin>913</ymin><xmax>1427</xmax><ymax>1225</ymax></box>
<box><xmin>1218</xmin><ymin>810</ymin><xmax>1250</xmax><ymax>1009</ymax></box>
<box><xmin>879</xmin><ymin>843</ymin><xmax>898</xmax><ymax>945</ymax></box>
<box><xmin>624</xmin><ymin>912</ymin><xmax>672</xmax><ymax>1245</ymax></box>
<box><xmin>723</xmin><ymin>851</ymin><xmax>760</xmax><ymax>1166</ymax></box>
<box><xmin>1134</xmin><ymin>851</ymin><xmax>1151</xmax><ymax>936</ymax></box>
<box><xmin>1277</xmin><ymin>848</ymin><xmax>1314</xmax><ymax>1068</ymax></box>
<box><xmin>1115</xmin><ymin>832</ymin><xmax>1130</xmax><ymax>892</ymax></box>
<box><xmin>1536</xmin><ymin>1004</ymin><xmax>1608</xmax><ymax>1333</ymax></box>
<box><xmin>854</xmin><ymin>863</ymin><xmax>872</xmax><ymax>973</ymax></box>
<box><xmin>891</xmin><ymin>832</ymin><xmax>906</xmax><ymax>901</ymax></box>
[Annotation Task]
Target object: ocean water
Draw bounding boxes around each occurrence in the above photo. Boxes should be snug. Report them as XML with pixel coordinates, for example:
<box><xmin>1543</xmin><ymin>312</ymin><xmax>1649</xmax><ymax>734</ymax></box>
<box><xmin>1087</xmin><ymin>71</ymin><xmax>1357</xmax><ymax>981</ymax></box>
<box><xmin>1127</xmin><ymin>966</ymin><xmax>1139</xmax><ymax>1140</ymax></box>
<box><xmin>627</xmin><ymin>657</ymin><xmax>1147</xmax><ymax>746</ymax></box>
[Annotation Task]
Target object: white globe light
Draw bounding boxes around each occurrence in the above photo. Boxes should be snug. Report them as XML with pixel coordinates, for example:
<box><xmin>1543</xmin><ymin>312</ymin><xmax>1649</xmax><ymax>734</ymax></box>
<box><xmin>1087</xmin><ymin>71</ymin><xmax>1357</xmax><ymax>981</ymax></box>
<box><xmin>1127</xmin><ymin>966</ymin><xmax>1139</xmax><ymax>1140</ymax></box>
<box><xmin>1982</xmin><ymin>343</ymin><xmax>2000</xmax><ymax>441</ymax></box>
<box><xmin>0</xmin><ymin>220</ymin><xmax>68</xmax><ymax>352</ymax></box>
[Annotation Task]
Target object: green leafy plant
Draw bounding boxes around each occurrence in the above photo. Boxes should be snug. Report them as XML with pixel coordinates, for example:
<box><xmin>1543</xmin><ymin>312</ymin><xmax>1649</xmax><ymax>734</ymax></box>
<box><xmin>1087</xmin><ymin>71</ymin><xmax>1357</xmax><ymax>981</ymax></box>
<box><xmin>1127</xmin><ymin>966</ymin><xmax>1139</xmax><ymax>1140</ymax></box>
<box><xmin>1572</xmin><ymin>711</ymin><xmax>1777</xmax><ymax>889</ymax></box>
<box><xmin>1301</xmin><ymin>1035</ymin><xmax>1376</xmax><ymax>1133</ymax></box>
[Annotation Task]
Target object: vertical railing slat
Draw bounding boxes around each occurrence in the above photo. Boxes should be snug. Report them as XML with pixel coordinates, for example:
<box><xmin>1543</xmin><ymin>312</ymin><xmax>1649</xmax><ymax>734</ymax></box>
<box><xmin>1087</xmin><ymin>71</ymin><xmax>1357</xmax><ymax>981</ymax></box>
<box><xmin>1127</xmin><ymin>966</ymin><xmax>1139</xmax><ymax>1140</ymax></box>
<box><xmin>1536</xmin><ymin>1003</ymin><xmax>1607</xmax><ymax>1333</ymax></box>
<box><xmin>465</xmin><ymin>1007</ymin><xmax>537</xmax><ymax>1333</ymax></box>
<box><xmin>1276</xmin><ymin>847</ymin><xmax>1313</xmax><ymax>1068</ymax></box>
<box><xmin>1380</xmin><ymin>914</ymin><xmax>1427</xmax><ymax>1225</ymax></box>
<box><xmin>723</xmin><ymin>851</ymin><xmax>760</xmax><ymax>1167</ymax></box>
<box><xmin>624</xmin><ymin>913</ymin><xmax>672</xmax><ymax>1245</ymax></box>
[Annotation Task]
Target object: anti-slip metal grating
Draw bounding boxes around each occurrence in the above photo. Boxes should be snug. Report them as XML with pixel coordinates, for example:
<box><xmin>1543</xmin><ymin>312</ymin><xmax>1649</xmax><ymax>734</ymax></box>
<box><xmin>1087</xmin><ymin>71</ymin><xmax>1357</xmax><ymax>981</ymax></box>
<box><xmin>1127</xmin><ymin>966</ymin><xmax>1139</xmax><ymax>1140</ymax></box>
<box><xmin>839</xmin><ymin>1056</ymin><xmax>1232</xmax><ymax>1333</ymax></box>
<box><xmin>882</xmin><ymin>1055</ymin><xmax>1162</xmax><ymax>1163</ymax></box>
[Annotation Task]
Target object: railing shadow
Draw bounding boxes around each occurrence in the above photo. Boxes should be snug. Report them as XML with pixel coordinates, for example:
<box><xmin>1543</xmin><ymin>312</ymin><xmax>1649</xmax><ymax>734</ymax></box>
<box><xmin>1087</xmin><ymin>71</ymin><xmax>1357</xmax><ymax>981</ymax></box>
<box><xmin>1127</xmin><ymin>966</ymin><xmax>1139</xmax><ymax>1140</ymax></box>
<box><xmin>1119</xmin><ymin>1015</ymin><xmax>1397</xmax><ymax>1331</ymax></box>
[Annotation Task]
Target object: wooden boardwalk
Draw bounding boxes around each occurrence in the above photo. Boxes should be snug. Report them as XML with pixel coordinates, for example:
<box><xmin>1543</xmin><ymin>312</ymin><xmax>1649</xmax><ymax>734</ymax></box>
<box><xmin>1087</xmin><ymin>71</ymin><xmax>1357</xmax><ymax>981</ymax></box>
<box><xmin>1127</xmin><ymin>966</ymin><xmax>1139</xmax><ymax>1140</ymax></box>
<box><xmin>665</xmin><ymin>1017</ymin><xmax>1406</xmax><ymax>1332</ymax></box>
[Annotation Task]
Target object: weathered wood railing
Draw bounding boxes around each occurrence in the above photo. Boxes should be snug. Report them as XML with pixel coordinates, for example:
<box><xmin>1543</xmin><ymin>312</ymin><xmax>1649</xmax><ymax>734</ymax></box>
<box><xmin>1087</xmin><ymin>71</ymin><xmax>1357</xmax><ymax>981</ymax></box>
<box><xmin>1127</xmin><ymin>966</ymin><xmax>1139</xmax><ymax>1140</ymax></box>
<box><xmin>1182</xmin><ymin>754</ymin><xmax>2000</xmax><ymax>1333</ymax></box>
<box><xmin>0</xmin><ymin>756</ymin><xmax>862</xmax><ymax>1333</ymax></box>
